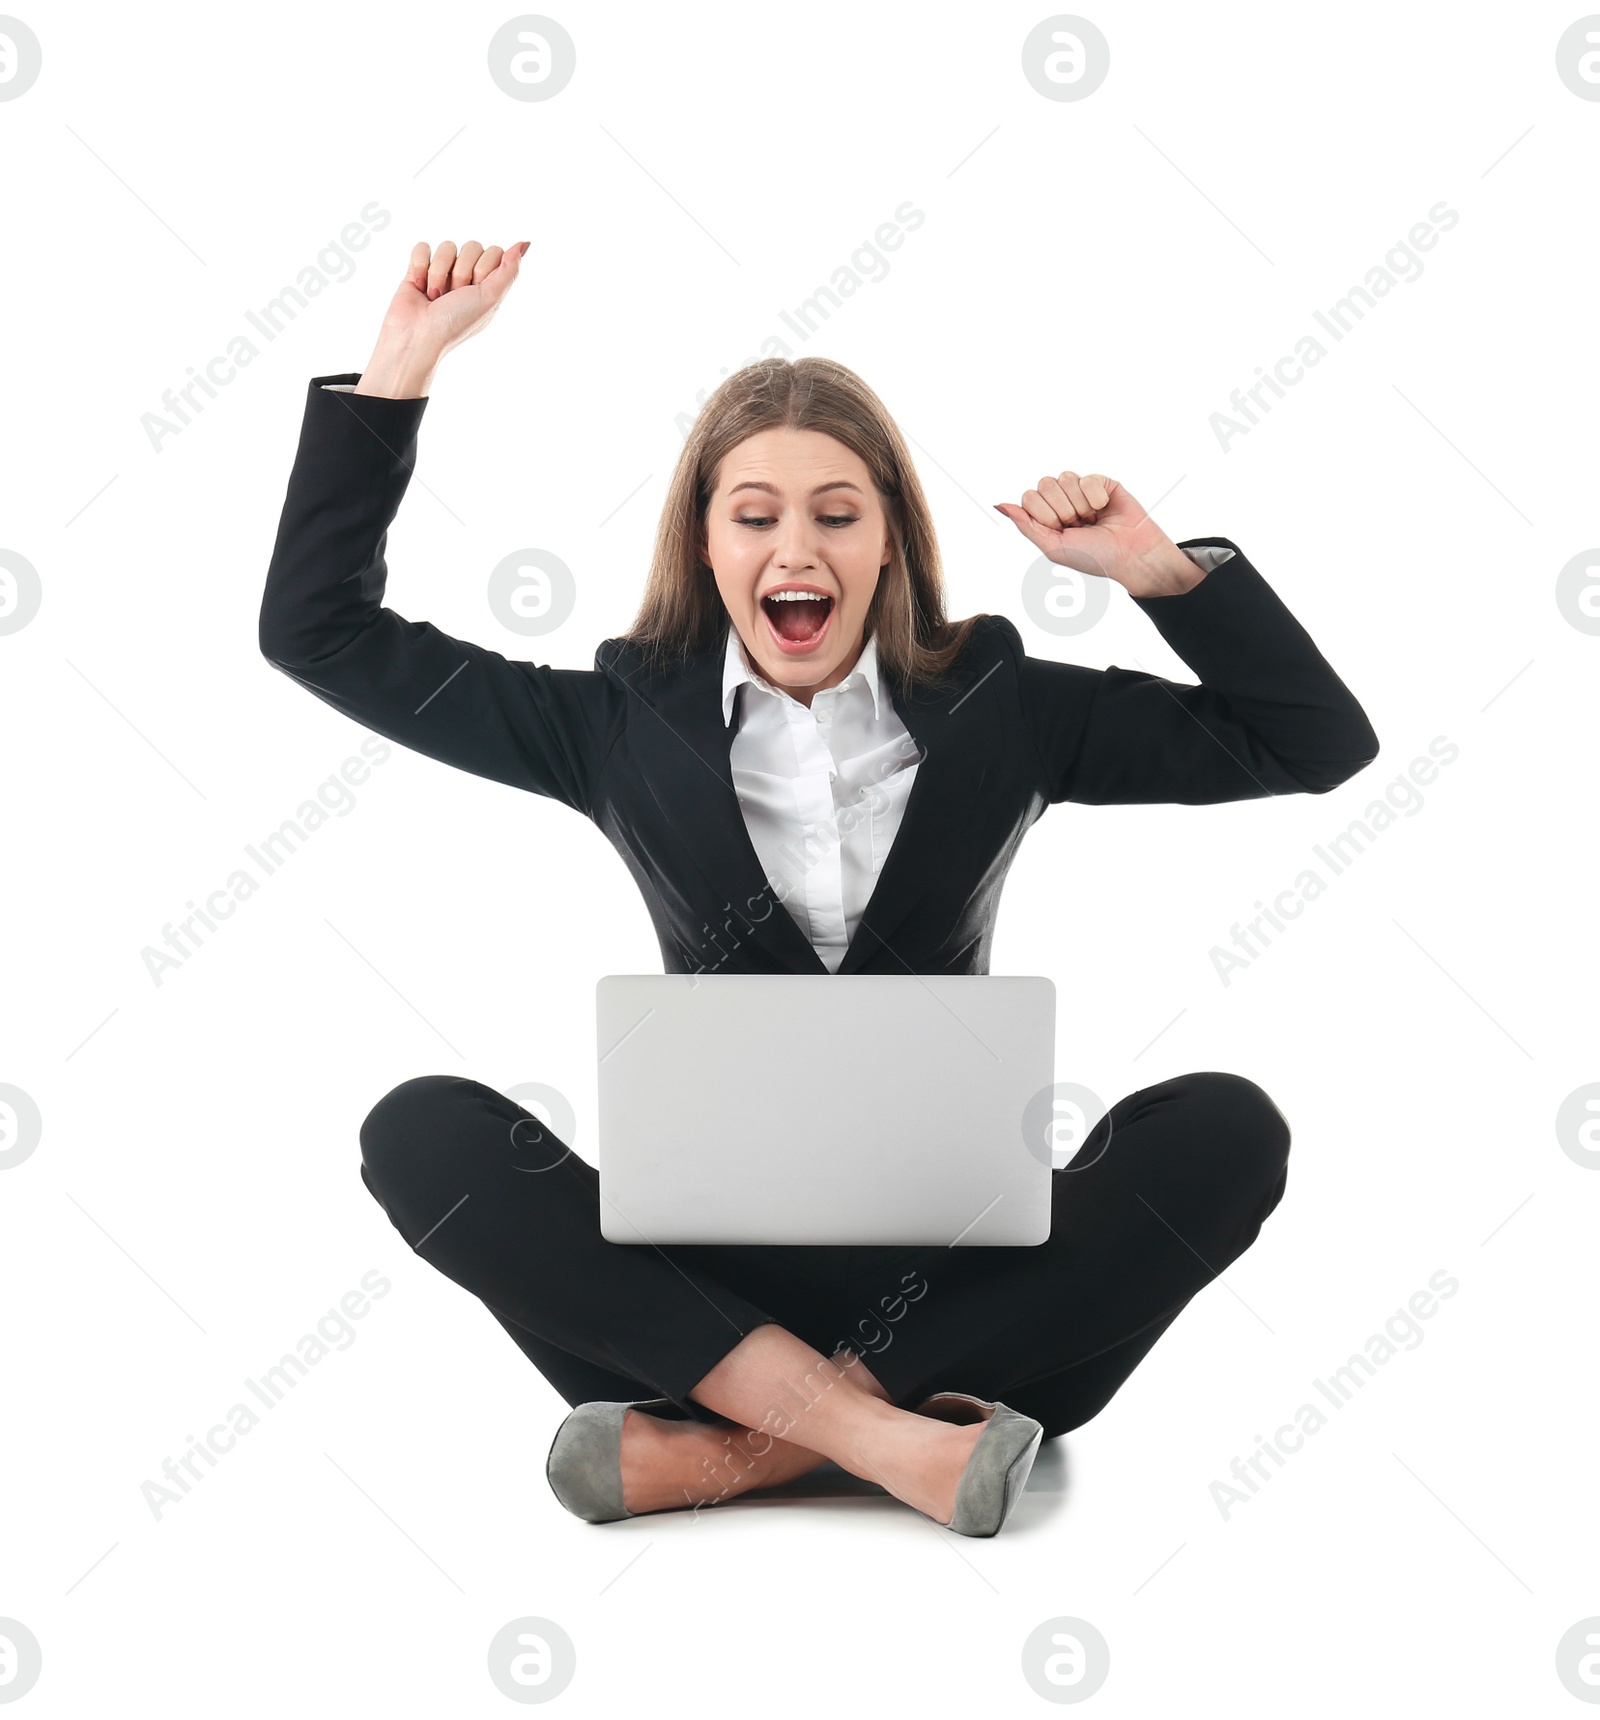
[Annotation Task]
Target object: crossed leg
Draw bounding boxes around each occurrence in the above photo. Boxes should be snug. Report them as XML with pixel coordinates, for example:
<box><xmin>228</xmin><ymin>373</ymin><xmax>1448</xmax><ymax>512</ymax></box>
<box><xmin>360</xmin><ymin>1069</ymin><xmax>1290</xmax><ymax>1519</ymax></box>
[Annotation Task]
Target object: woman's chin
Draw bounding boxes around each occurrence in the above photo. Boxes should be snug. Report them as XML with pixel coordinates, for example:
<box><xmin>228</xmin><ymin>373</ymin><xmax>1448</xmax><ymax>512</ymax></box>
<box><xmin>752</xmin><ymin>647</ymin><xmax>837</xmax><ymax>690</ymax></box>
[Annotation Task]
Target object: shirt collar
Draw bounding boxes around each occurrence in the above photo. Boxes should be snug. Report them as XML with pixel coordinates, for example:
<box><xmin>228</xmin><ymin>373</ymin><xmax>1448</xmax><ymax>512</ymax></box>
<box><xmin>720</xmin><ymin>626</ymin><xmax>885</xmax><ymax>726</ymax></box>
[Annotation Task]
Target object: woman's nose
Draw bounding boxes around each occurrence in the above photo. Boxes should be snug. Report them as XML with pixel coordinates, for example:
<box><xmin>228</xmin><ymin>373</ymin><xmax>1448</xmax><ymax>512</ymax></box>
<box><xmin>773</xmin><ymin>530</ymin><xmax>822</xmax><ymax>566</ymax></box>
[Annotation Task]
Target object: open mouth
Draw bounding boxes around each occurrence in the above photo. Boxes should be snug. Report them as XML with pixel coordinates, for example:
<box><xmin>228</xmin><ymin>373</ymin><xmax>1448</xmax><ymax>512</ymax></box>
<box><xmin>760</xmin><ymin>589</ymin><xmax>835</xmax><ymax>654</ymax></box>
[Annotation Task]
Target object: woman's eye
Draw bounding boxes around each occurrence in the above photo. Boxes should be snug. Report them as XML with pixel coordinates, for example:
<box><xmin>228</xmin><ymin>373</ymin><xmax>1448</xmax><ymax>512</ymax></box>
<box><xmin>735</xmin><ymin>516</ymin><xmax>859</xmax><ymax>529</ymax></box>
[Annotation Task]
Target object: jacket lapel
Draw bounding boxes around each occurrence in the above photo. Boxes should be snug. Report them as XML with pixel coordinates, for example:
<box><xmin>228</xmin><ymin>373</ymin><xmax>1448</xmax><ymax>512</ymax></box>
<box><xmin>619</xmin><ymin>634</ymin><xmax>830</xmax><ymax>974</ymax></box>
<box><xmin>833</xmin><ymin>659</ymin><xmax>976</xmax><ymax>974</ymax></box>
<box><xmin>614</xmin><ymin>625</ymin><xmax>989</xmax><ymax>976</ymax></box>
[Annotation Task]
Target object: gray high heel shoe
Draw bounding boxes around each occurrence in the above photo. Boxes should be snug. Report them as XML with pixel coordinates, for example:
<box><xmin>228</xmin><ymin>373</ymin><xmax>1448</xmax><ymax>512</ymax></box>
<box><xmin>913</xmin><ymin>1391</ymin><xmax>1044</xmax><ymax>1537</ymax></box>
<box><xmin>544</xmin><ymin>1396</ymin><xmax>674</xmax><ymax>1523</ymax></box>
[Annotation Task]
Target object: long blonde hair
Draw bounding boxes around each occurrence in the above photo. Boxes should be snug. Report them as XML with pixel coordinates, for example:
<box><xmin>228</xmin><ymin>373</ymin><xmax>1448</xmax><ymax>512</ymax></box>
<box><xmin>623</xmin><ymin>356</ymin><xmax>987</xmax><ymax>691</ymax></box>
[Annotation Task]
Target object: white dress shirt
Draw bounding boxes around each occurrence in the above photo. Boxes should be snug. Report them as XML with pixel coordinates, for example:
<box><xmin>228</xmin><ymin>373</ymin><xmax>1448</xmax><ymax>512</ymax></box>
<box><xmin>320</xmin><ymin>379</ymin><xmax>1234</xmax><ymax>969</ymax></box>
<box><xmin>721</xmin><ymin>628</ymin><xmax>923</xmax><ymax>973</ymax></box>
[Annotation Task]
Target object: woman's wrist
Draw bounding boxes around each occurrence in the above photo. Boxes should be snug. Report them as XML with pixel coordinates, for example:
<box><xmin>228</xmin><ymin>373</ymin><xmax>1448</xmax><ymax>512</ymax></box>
<box><xmin>1119</xmin><ymin>541</ymin><xmax>1209</xmax><ymax>599</ymax></box>
<box><xmin>354</xmin><ymin>333</ymin><xmax>441</xmax><ymax>400</ymax></box>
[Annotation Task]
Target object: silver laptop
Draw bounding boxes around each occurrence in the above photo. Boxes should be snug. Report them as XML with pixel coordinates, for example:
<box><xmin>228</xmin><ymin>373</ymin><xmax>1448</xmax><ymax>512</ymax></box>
<box><xmin>596</xmin><ymin>974</ymin><xmax>1055</xmax><ymax>1246</ymax></box>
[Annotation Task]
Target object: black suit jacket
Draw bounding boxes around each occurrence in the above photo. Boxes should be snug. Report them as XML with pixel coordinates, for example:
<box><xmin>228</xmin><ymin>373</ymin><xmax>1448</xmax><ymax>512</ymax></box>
<box><xmin>260</xmin><ymin>374</ymin><xmax>1380</xmax><ymax>977</ymax></box>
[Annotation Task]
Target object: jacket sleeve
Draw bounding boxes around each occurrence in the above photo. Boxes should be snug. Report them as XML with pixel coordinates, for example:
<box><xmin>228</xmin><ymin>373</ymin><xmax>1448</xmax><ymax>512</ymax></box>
<box><xmin>259</xmin><ymin>374</ymin><xmax>624</xmax><ymax>818</ymax></box>
<box><xmin>1004</xmin><ymin>537</ymin><xmax>1380</xmax><ymax>806</ymax></box>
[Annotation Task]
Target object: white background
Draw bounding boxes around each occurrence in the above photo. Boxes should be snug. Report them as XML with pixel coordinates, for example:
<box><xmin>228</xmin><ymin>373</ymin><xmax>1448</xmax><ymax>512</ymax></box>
<box><xmin>2</xmin><ymin>0</ymin><xmax>1595</xmax><ymax>1712</ymax></box>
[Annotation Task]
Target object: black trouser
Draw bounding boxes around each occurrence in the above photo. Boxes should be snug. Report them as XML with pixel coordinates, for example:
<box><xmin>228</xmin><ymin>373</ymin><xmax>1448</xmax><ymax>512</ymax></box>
<box><xmin>357</xmin><ymin>1070</ymin><xmax>1290</xmax><ymax>1440</ymax></box>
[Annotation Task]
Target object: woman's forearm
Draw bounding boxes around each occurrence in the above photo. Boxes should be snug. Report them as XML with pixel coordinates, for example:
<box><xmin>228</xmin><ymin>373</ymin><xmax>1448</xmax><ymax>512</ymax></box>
<box><xmin>354</xmin><ymin>331</ymin><xmax>442</xmax><ymax>400</ymax></box>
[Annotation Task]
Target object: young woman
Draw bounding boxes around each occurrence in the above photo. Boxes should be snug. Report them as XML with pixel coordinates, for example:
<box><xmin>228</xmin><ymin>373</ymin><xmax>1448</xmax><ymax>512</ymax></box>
<box><xmin>260</xmin><ymin>238</ymin><xmax>1379</xmax><ymax>1537</ymax></box>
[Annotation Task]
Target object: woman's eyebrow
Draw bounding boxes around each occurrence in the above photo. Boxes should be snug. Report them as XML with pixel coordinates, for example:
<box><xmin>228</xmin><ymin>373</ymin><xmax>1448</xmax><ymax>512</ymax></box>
<box><xmin>726</xmin><ymin>480</ymin><xmax>865</xmax><ymax>498</ymax></box>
